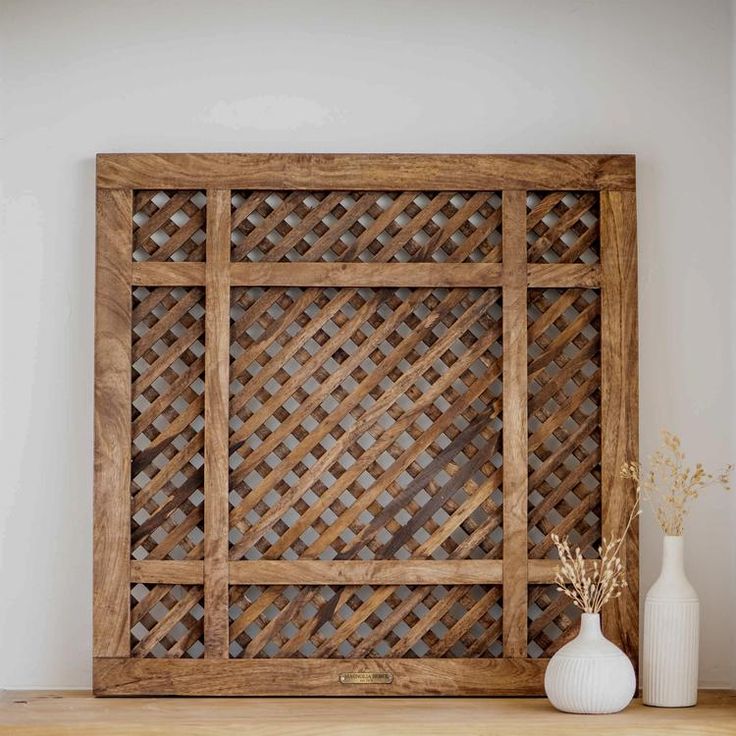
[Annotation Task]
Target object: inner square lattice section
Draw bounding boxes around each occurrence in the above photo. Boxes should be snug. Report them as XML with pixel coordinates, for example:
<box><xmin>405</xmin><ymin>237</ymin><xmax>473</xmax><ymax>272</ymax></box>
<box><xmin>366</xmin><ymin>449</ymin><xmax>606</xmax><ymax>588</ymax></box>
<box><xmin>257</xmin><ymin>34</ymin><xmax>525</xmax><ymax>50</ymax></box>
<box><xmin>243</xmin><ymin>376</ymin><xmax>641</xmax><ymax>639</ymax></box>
<box><xmin>228</xmin><ymin>286</ymin><xmax>503</xmax><ymax>561</ymax></box>
<box><xmin>133</xmin><ymin>190</ymin><xmax>207</xmax><ymax>262</ymax></box>
<box><xmin>528</xmin><ymin>584</ymin><xmax>582</xmax><ymax>658</ymax></box>
<box><xmin>526</xmin><ymin>191</ymin><xmax>600</xmax><ymax>264</ymax></box>
<box><xmin>228</xmin><ymin>584</ymin><xmax>503</xmax><ymax>659</ymax></box>
<box><xmin>527</xmin><ymin>288</ymin><xmax>602</xmax><ymax>559</ymax></box>
<box><xmin>130</xmin><ymin>583</ymin><xmax>205</xmax><ymax>658</ymax></box>
<box><xmin>230</xmin><ymin>191</ymin><xmax>503</xmax><ymax>263</ymax></box>
<box><xmin>131</xmin><ymin>286</ymin><xmax>206</xmax><ymax>561</ymax></box>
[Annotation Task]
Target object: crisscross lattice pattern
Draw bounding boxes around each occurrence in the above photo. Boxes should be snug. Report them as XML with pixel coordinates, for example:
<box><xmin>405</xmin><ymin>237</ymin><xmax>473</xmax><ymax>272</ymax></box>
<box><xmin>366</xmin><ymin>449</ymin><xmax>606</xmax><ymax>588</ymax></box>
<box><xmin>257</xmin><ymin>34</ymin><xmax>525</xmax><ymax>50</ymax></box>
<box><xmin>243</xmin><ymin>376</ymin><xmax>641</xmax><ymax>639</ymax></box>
<box><xmin>526</xmin><ymin>192</ymin><xmax>599</xmax><ymax>263</ymax></box>
<box><xmin>230</xmin><ymin>191</ymin><xmax>502</xmax><ymax>263</ymax></box>
<box><xmin>229</xmin><ymin>584</ymin><xmax>502</xmax><ymax>658</ymax></box>
<box><xmin>131</xmin><ymin>583</ymin><xmax>205</xmax><ymax>658</ymax></box>
<box><xmin>228</xmin><ymin>286</ymin><xmax>503</xmax><ymax>562</ymax></box>
<box><xmin>527</xmin><ymin>288</ymin><xmax>602</xmax><ymax>559</ymax></box>
<box><xmin>133</xmin><ymin>190</ymin><xmax>207</xmax><ymax>261</ymax></box>
<box><xmin>528</xmin><ymin>584</ymin><xmax>581</xmax><ymax>658</ymax></box>
<box><xmin>131</xmin><ymin>286</ymin><xmax>206</xmax><ymax>561</ymax></box>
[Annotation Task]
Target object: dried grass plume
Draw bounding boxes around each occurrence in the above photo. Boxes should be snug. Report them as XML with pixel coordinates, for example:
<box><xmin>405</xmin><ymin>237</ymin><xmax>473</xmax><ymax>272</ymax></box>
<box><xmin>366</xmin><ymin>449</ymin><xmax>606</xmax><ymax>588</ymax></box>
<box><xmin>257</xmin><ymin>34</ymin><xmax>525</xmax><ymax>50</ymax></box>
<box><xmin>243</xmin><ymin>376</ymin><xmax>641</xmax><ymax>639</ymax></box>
<box><xmin>552</xmin><ymin>497</ymin><xmax>639</xmax><ymax>614</ymax></box>
<box><xmin>621</xmin><ymin>430</ymin><xmax>732</xmax><ymax>536</ymax></box>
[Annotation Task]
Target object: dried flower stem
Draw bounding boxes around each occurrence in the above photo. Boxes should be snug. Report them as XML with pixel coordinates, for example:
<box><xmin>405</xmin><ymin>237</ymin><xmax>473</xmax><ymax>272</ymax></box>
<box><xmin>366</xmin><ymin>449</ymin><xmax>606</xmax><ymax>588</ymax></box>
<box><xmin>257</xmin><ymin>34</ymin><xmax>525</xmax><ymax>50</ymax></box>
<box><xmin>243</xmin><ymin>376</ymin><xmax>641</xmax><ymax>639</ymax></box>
<box><xmin>552</xmin><ymin>494</ymin><xmax>640</xmax><ymax>615</ymax></box>
<box><xmin>621</xmin><ymin>430</ymin><xmax>732</xmax><ymax>536</ymax></box>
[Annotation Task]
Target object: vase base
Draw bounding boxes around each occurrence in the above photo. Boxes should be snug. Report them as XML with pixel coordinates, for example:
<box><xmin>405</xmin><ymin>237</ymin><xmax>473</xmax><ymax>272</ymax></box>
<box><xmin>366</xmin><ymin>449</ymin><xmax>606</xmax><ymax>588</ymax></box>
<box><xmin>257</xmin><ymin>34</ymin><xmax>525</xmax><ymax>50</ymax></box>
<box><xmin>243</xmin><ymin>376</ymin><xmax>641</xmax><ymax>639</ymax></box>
<box><xmin>643</xmin><ymin>701</ymin><xmax>698</xmax><ymax>708</ymax></box>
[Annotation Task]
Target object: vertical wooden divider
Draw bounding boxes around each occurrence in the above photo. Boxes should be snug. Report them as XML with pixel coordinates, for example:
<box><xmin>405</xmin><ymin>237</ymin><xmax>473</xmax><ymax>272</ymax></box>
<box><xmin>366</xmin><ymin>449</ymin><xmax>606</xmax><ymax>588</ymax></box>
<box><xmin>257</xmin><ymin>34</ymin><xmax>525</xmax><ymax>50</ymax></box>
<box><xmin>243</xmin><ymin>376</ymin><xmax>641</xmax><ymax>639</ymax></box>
<box><xmin>93</xmin><ymin>189</ymin><xmax>133</xmax><ymax>657</ymax></box>
<box><xmin>204</xmin><ymin>190</ymin><xmax>232</xmax><ymax>658</ymax></box>
<box><xmin>600</xmin><ymin>190</ymin><xmax>639</xmax><ymax>664</ymax></box>
<box><xmin>502</xmin><ymin>190</ymin><xmax>528</xmax><ymax>658</ymax></box>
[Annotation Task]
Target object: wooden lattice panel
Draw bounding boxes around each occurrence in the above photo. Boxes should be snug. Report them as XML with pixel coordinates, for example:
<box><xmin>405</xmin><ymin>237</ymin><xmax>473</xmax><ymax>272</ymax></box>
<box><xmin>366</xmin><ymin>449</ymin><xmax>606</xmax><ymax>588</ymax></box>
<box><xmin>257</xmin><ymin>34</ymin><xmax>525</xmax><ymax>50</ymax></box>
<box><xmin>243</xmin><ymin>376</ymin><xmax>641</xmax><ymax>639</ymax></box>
<box><xmin>528</xmin><ymin>584</ymin><xmax>581</xmax><ymax>658</ymax></box>
<box><xmin>130</xmin><ymin>583</ymin><xmax>205</xmax><ymax>658</ymax></box>
<box><xmin>229</xmin><ymin>584</ymin><xmax>503</xmax><ymax>659</ymax></box>
<box><xmin>133</xmin><ymin>191</ymin><xmax>207</xmax><ymax>262</ymax></box>
<box><xmin>527</xmin><ymin>287</ymin><xmax>602</xmax><ymax>559</ymax></box>
<box><xmin>526</xmin><ymin>192</ymin><xmax>600</xmax><ymax>263</ymax></box>
<box><xmin>131</xmin><ymin>286</ymin><xmax>206</xmax><ymax>561</ymax></box>
<box><xmin>228</xmin><ymin>285</ymin><xmax>503</xmax><ymax>562</ymax></box>
<box><xmin>94</xmin><ymin>154</ymin><xmax>638</xmax><ymax>696</ymax></box>
<box><xmin>230</xmin><ymin>191</ymin><xmax>502</xmax><ymax>263</ymax></box>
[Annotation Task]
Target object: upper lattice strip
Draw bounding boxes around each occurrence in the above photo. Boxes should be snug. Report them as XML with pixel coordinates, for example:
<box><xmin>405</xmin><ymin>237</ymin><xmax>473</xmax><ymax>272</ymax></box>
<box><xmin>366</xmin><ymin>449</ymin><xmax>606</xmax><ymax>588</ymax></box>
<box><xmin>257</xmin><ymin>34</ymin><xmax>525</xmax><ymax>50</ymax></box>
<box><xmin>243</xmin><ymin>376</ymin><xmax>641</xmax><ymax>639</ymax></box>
<box><xmin>230</xmin><ymin>191</ymin><xmax>502</xmax><ymax>263</ymax></box>
<box><xmin>526</xmin><ymin>192</ymin><xmax>600</xmax><ymax>264</ymax></box>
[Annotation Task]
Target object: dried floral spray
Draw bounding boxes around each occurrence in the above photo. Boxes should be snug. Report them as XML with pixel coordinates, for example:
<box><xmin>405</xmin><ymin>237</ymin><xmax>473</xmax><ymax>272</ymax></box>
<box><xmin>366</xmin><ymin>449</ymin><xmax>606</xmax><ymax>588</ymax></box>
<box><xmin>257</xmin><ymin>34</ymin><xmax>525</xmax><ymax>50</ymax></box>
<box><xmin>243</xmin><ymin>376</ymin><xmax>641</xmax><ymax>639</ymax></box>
<box><xmin>553</xmin><ymin>430</ymin><xmax>732</xmax><ymax>614</ymax></box>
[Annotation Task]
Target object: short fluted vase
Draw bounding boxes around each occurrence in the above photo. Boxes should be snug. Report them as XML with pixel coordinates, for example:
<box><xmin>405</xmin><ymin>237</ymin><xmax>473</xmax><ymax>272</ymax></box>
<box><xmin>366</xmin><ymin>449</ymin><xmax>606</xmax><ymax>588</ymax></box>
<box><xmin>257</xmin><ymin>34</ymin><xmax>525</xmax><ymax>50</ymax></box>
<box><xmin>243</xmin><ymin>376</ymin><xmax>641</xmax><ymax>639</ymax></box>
<box><xmin>643</xmin><ymin>535</ymin><xmax>699</xmax><ymax>707</ymax></box>
<box><xmin>544</xmin><ymin>613</ymin><xmax>636</xmax><ymax>714</ymax></box>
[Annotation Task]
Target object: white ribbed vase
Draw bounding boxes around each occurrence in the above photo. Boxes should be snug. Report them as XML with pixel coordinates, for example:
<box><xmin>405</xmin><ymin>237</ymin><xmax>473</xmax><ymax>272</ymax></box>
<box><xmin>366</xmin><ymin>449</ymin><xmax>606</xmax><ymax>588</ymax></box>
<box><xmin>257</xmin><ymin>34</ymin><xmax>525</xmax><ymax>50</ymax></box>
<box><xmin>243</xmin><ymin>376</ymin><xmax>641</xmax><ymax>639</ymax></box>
<box><xmin>643</xmin><ymin>535</ymin><xmax>699</xmax><ymax>707</ymax></box>
<box><xmin>544</xmin><ymin>613</ymin><xmax>636</xmax><ymax>714</ymax></box>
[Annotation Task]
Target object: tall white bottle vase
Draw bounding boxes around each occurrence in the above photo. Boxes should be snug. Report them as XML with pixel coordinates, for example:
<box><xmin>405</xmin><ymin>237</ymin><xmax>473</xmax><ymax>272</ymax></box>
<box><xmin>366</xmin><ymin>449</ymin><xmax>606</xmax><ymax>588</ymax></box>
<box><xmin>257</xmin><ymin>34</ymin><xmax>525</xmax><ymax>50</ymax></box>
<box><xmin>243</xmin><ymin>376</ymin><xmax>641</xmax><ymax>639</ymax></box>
<box><xmin>643</xmin><ymin>535</ymin><xmax>699</xmax><ymax>707</ymax></box>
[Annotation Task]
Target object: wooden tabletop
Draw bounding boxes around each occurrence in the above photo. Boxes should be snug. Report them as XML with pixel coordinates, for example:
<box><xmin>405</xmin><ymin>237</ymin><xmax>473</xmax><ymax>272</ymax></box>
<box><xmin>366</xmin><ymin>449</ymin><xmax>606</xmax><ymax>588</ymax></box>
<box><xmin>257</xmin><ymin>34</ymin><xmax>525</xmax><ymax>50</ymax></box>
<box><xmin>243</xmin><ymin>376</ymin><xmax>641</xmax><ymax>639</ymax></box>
<box><xmin>0</xmin><ymin>690</ymin><xmax>734</xmax><ymax>735</ymax></box>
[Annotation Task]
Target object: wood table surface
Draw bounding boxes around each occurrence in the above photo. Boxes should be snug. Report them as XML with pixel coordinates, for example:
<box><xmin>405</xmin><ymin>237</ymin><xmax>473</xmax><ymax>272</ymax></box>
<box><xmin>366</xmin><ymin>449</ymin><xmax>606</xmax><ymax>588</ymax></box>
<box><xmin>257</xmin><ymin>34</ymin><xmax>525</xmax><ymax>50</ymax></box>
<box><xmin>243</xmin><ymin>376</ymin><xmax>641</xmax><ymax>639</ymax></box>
<box><xmin>0</xmin><ymin>690</ymin><xmax>734</xmax><ymax>735</ymax></box>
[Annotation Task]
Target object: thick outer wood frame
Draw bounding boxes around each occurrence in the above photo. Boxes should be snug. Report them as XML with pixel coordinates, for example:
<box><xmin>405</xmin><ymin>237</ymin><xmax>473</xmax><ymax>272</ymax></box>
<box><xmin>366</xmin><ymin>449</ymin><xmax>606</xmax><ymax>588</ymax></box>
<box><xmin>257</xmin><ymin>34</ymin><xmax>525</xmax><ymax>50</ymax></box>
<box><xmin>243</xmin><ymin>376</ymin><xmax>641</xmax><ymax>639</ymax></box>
<box><xmin>94</xmin><ymin>153</ymin><xmax>637</xmax><ymax>696</ymax></box>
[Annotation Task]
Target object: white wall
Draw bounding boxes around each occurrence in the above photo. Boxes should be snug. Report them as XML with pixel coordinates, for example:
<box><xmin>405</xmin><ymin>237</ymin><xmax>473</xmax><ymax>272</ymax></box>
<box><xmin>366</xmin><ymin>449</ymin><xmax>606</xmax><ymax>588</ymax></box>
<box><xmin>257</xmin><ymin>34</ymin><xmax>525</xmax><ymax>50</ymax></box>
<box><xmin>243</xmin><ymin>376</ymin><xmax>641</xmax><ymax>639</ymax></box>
<box><xmin>1</xmin><ymin>0</ymin><xmax>734</xmax><ymax>688</ymax></box>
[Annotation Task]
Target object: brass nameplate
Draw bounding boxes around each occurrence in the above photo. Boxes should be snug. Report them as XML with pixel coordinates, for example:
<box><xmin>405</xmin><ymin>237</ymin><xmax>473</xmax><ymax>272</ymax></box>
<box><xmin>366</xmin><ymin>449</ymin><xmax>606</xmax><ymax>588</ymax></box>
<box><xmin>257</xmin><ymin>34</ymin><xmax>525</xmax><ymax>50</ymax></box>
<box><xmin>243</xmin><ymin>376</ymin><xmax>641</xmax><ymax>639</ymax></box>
<box><xmin>339</xmin><ymin>672</ymin><xmax>393</xmax><ymax>685</ymax></box>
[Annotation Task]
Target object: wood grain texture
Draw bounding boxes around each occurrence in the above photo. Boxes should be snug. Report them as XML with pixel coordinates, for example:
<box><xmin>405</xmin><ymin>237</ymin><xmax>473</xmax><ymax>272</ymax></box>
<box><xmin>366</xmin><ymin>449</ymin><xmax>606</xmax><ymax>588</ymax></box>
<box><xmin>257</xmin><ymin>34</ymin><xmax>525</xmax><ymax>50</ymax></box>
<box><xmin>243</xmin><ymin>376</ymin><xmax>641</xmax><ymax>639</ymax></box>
<box><xmin>230</xmin><ymin>262</ymin><xmax>503</xmax><ymax>287</ymax></box>
<box><xmin>132</xmin><ymin>262</ymin><xmax>205</xmax><ymax>285</ymax></box>
<box><xmin>527</xmin><ymin>264</ymin><xmax>601</xmax><ymax>288</ymax></box>
<box><xmin>228</xmin><ymin>560</ymin><xmax>503</xmax><ymax>585</ymax></box>
<box><xmin>94</xmin><ymin>189</ymin><xmax>132</xmax><ymax>657</ymax></box>
<box><xmin>93</xmin><ymin>658</ymin><xmax>547</xmax><ymax>696</ymax></box>
<box><xmin>97</xmin><ymin>154</ymin><xmax>635</xmax><ymax>191</ymax></box>
<box><xmin>203</xmin><ymin>190</ymin><xmax>231</xmax><ymax>658</ymax></box>
<box><xmin>130</xmin><ymin>560</ymin><xmax>204</xmax><ymax>584</ymax></box>
<box><xmin>131</xmin><ymin>262</ymin><xmax>507</xmax><ymax>287</ymax></box>
<box><xmin>600</xmin><ymin>190</ymin><xmax>639</xmax><ymax>664</ymax></box>
<box><xmin>129</xmin><ymin>559</ymin><xmax>572</xmax><ymax>585</ymax></box>
<box><xmin>502</xmin><ymin>191</ymin><xmax>529</xmax><ymax>658</ymax></box>
<box><xmin>4</xmin><ymin>690</ymin><xmax>735</xmax><ymax>736</ymax></box>
<box><xmin>527</xmin><ymin>559</ymin><xmax>597</xmax><ymax>584</ymax></box>
<box><xmin>128</xmin><ymin>264</ymin><xmax>602</xmax><ymax>300</ymax></box>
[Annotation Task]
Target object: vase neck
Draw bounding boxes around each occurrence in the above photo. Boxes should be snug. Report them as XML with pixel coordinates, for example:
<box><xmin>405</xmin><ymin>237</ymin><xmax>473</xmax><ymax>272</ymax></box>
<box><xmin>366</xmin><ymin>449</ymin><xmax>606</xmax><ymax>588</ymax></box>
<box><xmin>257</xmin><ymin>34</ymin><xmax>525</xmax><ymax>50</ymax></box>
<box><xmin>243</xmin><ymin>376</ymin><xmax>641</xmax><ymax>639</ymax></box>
<box><xmin>578</xmin><ymin>613</ymin><xmax>602</xmax><ymax>641</ymax></box>
<box><xmin>660</xmin><ymin>535</ymin><xmax>685</xmax><ymax>577</ymax></box>
<box><xmin>648</xmin><ymin>534</ymin><xmax>698</xmax><ymax>601</ymax></box>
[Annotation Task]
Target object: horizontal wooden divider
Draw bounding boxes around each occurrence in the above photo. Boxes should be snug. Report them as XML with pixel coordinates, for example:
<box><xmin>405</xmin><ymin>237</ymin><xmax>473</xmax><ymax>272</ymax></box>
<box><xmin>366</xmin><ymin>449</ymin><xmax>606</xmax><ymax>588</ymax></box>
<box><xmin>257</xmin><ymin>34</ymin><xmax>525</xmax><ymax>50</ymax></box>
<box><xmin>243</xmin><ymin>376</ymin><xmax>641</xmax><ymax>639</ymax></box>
<box><xmin>95</xmin><ymin>657</ymin><xmax>549</xmax><ymax>697</ymax></box>
<box><xmin>230</xmin><ymin>262</ymin><xmax>503</xmax><ymax>287</ymax></box>
<box><xmin>131</xmin><ymin>262</ymin><xmax>601</xmax><ymax>288</ymax></box>
<box><xmin>130</xmin><ymin>560</ymin><xmax>204</xmax><ymax>584</ymax></box>
<box><xmin>132</xmin><ymin>262</ymin><xmax>506</xmax><ymax>288</ymax></box>
<box><xmin>228</xmin><ymin>560</ymin><xmax>503</xmax><ymax>585</ymax></box>
<box><xmin>527</xmin><ymin>263</ymin><xmax>601</xmax><ymax>288</ymax></box>
<box><xmin>132</xmin><ymin>262</ymin><xmax>205</xmax><ymax>286</ymax></box>
<box><xmin>98</xmin><ymin>153</ymin><xmax>636</xmax><ymax>191</ymax></box>
<box><xmin>129</xmin><ymin>559</ymin><xmax>578</xmax><ymax>585</ymax></box>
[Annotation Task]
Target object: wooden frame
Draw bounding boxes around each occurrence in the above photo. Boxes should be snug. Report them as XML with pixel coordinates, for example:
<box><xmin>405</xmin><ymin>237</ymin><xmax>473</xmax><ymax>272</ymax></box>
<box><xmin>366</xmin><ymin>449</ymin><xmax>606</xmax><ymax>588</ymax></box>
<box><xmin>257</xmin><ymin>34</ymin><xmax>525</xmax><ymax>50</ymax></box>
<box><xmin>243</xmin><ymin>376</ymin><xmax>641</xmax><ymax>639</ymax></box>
<box><xmin>94</xmin><ymin>153</ymin><xmax>637</xmax><ymax>696</ymax></box>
